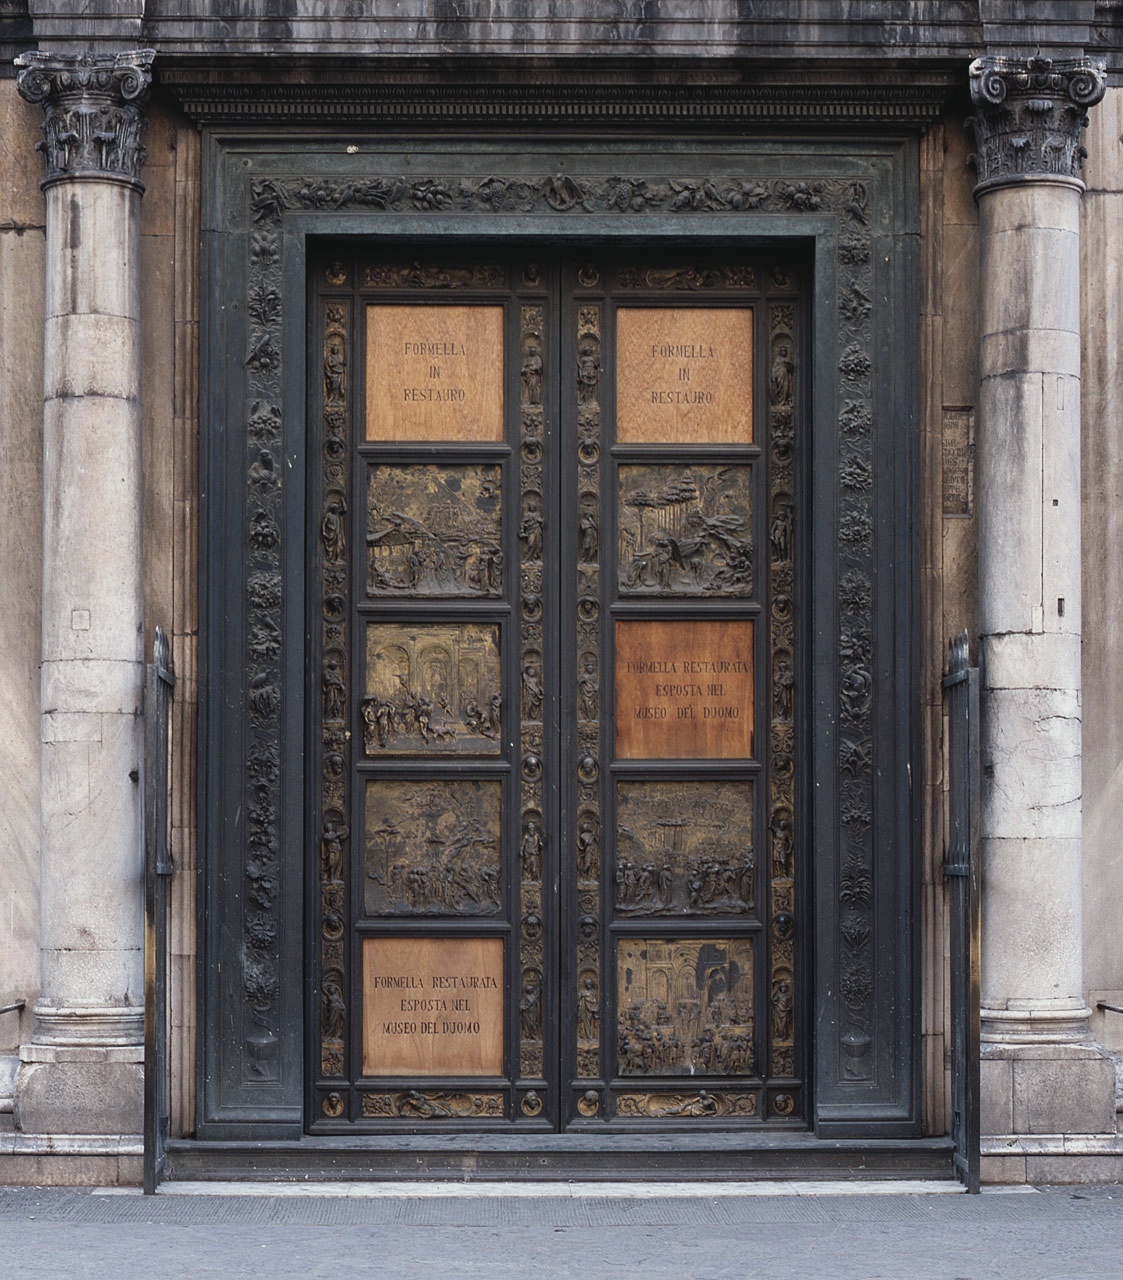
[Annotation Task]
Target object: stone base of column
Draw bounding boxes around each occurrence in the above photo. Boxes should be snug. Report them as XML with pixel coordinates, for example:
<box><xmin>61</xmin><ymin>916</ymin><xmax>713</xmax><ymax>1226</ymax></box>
<box><xmin>16</xmin><ymin>1041</ymin><xmax>142</xmax><ymax>1136</ymax></box>
<box><xmin>982</xmin><ymin>1040</ymin><xmax>1117</xmax><ymax>1132</ymax></box>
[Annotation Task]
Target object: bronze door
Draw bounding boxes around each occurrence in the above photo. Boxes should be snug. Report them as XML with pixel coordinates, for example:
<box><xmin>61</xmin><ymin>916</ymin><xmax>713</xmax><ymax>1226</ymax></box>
<box><xmin>309</xmin><ymin>252</ymin><xmax>803</xmax><ymax>1129</ymax></box>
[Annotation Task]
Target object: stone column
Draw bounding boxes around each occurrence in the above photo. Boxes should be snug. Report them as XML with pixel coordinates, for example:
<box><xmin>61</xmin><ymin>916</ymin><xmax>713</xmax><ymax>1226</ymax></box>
<box><xmin>14</xmin><ymin>50</ymin><xmax>153</xmax><ymax>1134</ymax></box>
<box><xmin>970</xmin><ymin>56</ymin><xmax>1117</xmax><ymax>1153</ymax></box>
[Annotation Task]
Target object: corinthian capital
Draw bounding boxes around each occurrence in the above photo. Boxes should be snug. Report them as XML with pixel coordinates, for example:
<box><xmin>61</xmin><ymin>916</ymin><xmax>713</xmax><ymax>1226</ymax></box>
<box><xmin>968</xmin><ymin>54</ymin><xmax>1107</xmax><ymax>196</ymax></box>
<box><xmin>15</xmin><ymin>50</ymin><xmax>155</xmax><ymax>190</ymax></box>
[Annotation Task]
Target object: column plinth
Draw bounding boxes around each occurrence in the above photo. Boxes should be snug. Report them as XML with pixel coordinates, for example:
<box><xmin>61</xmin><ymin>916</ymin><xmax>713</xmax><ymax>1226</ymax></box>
<box><xmin>13</xmin><ymin>49</ymin><xmax>153</xmax><ymax>1135</ymax></box>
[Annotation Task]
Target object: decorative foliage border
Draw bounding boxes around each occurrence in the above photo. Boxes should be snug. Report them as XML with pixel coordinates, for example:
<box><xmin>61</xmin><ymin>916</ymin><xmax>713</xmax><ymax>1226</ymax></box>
<box><xmin>237</xmin><ymin>166</ymin><xmax>880</xmax><ymax>1106</ymax></box>
<box><xmin>518</xmin><ymin>294</ymin><xmax>548</xmax><ymax>1092</ymax></box>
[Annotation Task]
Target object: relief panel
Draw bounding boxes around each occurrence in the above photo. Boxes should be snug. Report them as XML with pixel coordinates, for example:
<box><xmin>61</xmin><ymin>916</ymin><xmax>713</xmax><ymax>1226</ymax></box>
<box><xmin>615</xmin><ymin>619</ymin><xmax>754</xmax><ymax>759</ymax></box>
<box><xmin>615</xmin><ymin>307</ymin><xmax>753</xmax><ymax>445</ymax></box>
<box><xmin>364</xmin><ymin>779</ymin><xmax>502</xmax><ymax>917</ymax></box>
<box><xmin>362</xmin><ymin>622</ymin><xmax>502</xmax><ymax>754</ymax></box>
<box><xmin>366</xmin><ymin>304</ymin><xmax>504</xmax><ymax>442</ymax></box>
<box><xmin>616</xmin><ymin>938</ymin><xmax>755</xmax><ymax>1077</ymax></box>
<box><xmin>615</xmin><ymin>781</ymin><xmax>754</xmax><ymax>916</ymax></box>
<box><xmin>366</xmin><ymin>464</ymin><xmax>503</xmax><ymax>597</ymax></box>
<box><xmin>617</xmin><ymin>463</ymin><xmax>752</xmax><ymax>597</ymax></box>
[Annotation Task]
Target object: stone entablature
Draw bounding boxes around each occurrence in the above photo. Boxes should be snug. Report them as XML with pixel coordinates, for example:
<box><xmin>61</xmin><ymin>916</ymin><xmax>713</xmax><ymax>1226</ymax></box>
<box><xmin>968</xmin><ymin>54</ymin><xmax>1107</xmax><ymax>195</ymax></box>
<box><xmin>14</xmin><ymin>49</ymin><xmax>154</xmax><ymax>189</ymax></box>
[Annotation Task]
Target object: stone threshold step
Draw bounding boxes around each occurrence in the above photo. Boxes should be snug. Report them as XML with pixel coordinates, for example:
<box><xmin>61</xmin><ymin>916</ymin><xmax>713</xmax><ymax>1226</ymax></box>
<box><xmin>166</xmin><ymin>1133</ymin><xmax>956</xmax><ymax>1182</ymax></box>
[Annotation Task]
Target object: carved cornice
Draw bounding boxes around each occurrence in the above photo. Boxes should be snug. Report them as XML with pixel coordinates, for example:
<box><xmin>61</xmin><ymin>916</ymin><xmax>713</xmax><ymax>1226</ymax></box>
<box><xmin>163</xmin><ymin>78</ymin><xmax>949</xmax><ymax>129</ymax></box>
<box><xmin>968</xmin><ymin>54</ymin><xmax>1107</xmax><ymax>195</ymax></box>
<box><xmin>14</xmin><ymin>50</ymin><xmax>155</xmax><ymax>190</ymax></box>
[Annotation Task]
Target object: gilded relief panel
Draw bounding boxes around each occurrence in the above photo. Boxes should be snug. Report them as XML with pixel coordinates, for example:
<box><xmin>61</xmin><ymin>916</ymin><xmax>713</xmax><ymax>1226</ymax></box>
<box><xmin>617</xmin><ymin>464</ymin><xmax>752</xmax><ymax>597</ymax></box>
<box><xmin>362</xmin><ymin>622</ymin><xmax>501</xmax><ymax>754</ymax></box>
<box><xmin>616</xmin><ymin>938</ymin><xmax>755</xmax><ymax>1077</ymax></box>
<box><xmin>364</xmin><ymin>779</ymin><xmax>502</xmax><ymax>917</ymax></box>
<box><xmin>615</xmin><ymin>781</ymin><xmax>754</xmax><ymax>916</ymax></box>
<box><xmin>366</xmin><ymin>464</ymin><xmax>503</xmax><ymax>598</ymax></box>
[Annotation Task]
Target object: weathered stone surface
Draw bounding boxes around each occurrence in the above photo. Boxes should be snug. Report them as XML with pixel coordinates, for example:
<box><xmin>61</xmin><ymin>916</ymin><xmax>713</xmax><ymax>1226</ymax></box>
<box><xmin>0</xmin><ymin>101</ymin><xmax>44</xmax><ymax>1060</ymax></box>
<box><xmin>980</xmin><ymin>690</ymin><xmax>1081</xmax><ymax>840</ymax></box>
<box><xmin>16</xmin><ymin>1060</ymin><xmax>141</xmax><ymax>1135</ymax></box>
<box><xmin>1079</xmin><ymin>87</ymin><xmax>1123</xmax><ymax>1055</ymax></box>
<box><xmin>1011</xmin><ymin>1053</ymin><xmax>1116</xmax><ymax>1134</ymax></box>
<box><xmin>45</xmin><ymin>182</ymin><xmax>138</xmax><ymax>320</ymax></box>
<box><xmin>981</xmin><ymin>835</ymin><xmax>1083</xmax><ymax>1011</ymax></box>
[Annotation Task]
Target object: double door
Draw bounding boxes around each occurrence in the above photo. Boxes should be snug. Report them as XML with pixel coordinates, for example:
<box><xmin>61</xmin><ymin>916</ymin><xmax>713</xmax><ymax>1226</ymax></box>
<box><xmin>309</xmin><ymin>250</ymin><xmax>803</xmax><ymax>1129</ymax></box>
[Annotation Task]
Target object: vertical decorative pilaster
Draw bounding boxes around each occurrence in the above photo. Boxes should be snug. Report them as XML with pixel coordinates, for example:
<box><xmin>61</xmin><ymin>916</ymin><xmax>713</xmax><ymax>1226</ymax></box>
<box><xmin>969</xmin><ymin>54</ymin><xmax>1117</xmax><ymax>1144</ymax></box>
<box><xmin>14</xmin><ymin>49</ymin><xmax>154</xmax><ymax>1134</ymax></box>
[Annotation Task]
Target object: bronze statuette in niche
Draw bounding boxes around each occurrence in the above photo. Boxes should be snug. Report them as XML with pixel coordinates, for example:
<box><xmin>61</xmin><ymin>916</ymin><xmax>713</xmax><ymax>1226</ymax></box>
<box><xmin>615</xmin><ymin>781</ymin><xmax>754</xmax><ymax>916</ymax></box>
<box><xmin>616</xmin><ymin>938</ymin><xmax>755</xmax><ymax>1077</ymax></box>
<box><xmin>618</xmin><ymin>464</ymin><xmax>752</xmax><ymax>597</ymax></box>
<box><xmin>366</xmin><ymin>464</ymin><xmax>502</xmax><ymax>597</ymax></box>
<box><xmin>364</xmin><ymin>779</ymin><xmax>501</xmax><ymax>916</ymax></box>
<box><xmin>363</xmin><ymin>623</ymin><xmax>501</xmax><ymax>754</ymax></box>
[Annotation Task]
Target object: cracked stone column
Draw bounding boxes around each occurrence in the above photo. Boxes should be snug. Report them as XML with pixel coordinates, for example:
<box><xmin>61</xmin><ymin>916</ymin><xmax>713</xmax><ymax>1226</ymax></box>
<box><xmin>13</xmin><ymin>50</ymin><xmax>154</xmax><ymax>1134</ymax></box>
<box><xmin>971</xmin><ymin>55</ymin><xmax>1117</xmax><ymax>1156</ymax></box>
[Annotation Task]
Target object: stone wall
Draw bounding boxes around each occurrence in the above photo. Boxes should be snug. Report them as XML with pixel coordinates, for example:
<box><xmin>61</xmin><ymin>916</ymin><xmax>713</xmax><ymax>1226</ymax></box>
<box><xmin>919</xmin><ymin>103</ymin><xmax>981</xmax><ymax>1136</ymax></box>
<box><xmin>138</xmin><ymin>92</ymin><xmax>201</xmax><ymax>1137</ymax></box>
<box><xmin>1081</xmin><ymin>85</ymin><xmax>1123</xmax><ymax>1055</ymax></box>
<box><xmin>0</xmin><ymin>78</ymin><xmax>44</xmax><ymax>1118</ymax></box>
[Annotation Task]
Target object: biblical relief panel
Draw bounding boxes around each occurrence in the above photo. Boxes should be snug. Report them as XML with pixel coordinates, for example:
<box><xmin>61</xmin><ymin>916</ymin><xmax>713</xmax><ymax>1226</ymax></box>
<box><xmin>617</xmin><ymin>463</ymin><xmax>752</xmax><ymax>597</ymax></box>
<box><xmin>362</xmin><ymin>623</ymin><xmax>501</xmax><ymax>754</ymax></box>
<box><xmin>615</xmin><ymin>781</ymin><xmax>754</xmax><ymax>916</ymax></box>
<box><xmin>616</xmin><ymin>938</ymin><xmax>755</xmax><ymax>1077</ymax></box>
<box><xmin>363</xmin><ymin>779</ymin><xmax>502</xmax><ymax>916</ymax></box>
<box><xmin>366</xmin><ymin>464</ymin><xmax>503</xmax><ymax>597</ymax></box>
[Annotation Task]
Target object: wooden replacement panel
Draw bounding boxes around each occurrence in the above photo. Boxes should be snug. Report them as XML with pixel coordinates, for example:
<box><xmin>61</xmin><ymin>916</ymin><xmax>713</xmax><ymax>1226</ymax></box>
<box><xmin>616</xmin><ymin>307</ymin><xmax>753</xmax><ymax>445</ymax></box>
<box><xmin>615</xmin><ymin>619</ymin><xmax>754</xmax><ymax>759</ymax></box>
<box><xmin>366</xmin><ymin>304</ymin><xmax>504</xmax><ymax>441</ymax></box>
<box><xmin>362</xmin><ymin>936</ymin><xmax>504</xmax><ymax>1077</ymax></box>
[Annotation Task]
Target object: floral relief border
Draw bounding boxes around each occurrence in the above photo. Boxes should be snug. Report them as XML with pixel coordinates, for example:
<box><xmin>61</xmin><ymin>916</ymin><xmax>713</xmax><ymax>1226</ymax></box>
<box><xmin>233</xmin><ymin>165</ymin><xmax>881</xmax><ymax>1102</ymax></box>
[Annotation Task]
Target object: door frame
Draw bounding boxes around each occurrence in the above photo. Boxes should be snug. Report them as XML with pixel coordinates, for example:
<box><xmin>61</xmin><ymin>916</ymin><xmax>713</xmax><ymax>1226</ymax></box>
<box><xmin>197</xmin><ymin>130</ymin><xmax>921</xmax><ymax>1142</ymax></box>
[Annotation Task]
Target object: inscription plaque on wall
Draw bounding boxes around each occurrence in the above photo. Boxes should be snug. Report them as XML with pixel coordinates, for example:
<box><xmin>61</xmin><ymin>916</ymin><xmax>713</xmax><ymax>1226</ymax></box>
<box><xmin>616</xmin><ymin>307</ymin><xmax>753</xmax><ymax>445</ymax></box>
<box><xmin>366</xmin><ymin>304</ymin><xmax>504</xmax><ymax>441</ymax></box>
<box><xmin>942</xmin><ymin>407</ymin><xmax>975</xmax><ymax>517</ymax></box>
<box><xmin>362</xmin><ymin>936</ymin><xmax>504</xmax><ymax>1077</ymax></box>
<box><xmin>615</xmin><ymin>619</ymin><xmax>754</xmax><ymax>758</ymax></box>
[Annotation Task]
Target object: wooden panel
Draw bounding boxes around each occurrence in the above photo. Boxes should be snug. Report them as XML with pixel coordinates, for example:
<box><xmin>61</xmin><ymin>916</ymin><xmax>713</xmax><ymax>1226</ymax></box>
<box><xmin>366</xmin><ymin>304</ymin><xmax>504</xmax><ymax>442</ymax></box>
<box><xmin>362</xmin><ymin>936</ymin><xmax>504</xmax><ymax>1077</ymax></box>
<box><xmin>615</xmin><ymin>619</ymin><xmax>754</xmax><ymax>759</ymax></box>
<box><xmin>616</xmin><ymin>307</ymin><xmax>753</xmax><ymax>445</ymax></box>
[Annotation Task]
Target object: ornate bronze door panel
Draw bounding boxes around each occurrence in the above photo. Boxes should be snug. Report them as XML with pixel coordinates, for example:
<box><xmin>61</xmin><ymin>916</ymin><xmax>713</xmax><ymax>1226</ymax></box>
<box><xmin>308</xmin><ymin>252</ymin><xmax>803</xmax><ymax>1130</ymax></box>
